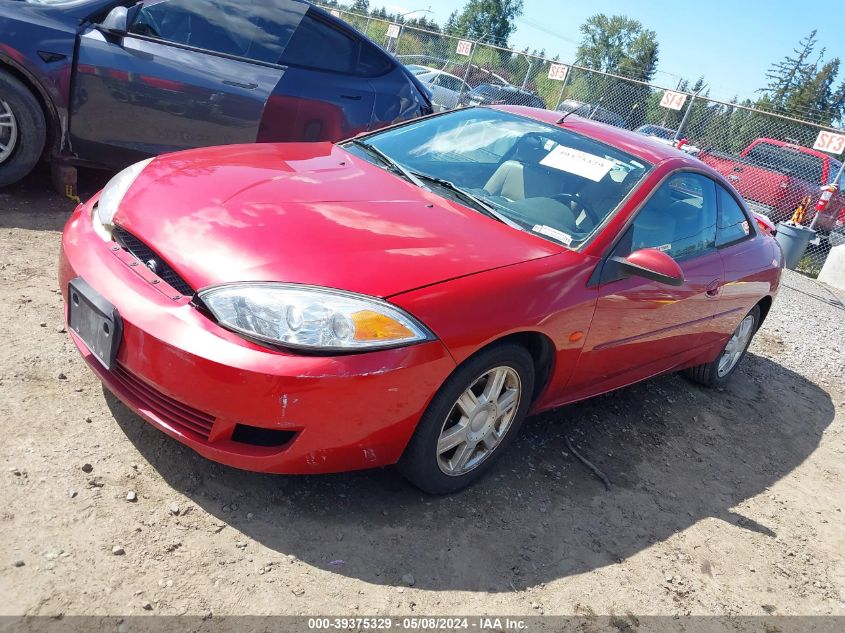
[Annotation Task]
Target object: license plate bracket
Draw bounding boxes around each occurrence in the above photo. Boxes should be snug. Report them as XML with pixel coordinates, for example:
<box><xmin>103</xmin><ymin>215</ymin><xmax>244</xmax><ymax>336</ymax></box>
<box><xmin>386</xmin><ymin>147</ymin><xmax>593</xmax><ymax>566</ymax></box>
<box><xmin>67</xmin><ymin>277</ymin><xmax>122</xmax><ymax>370</ymax></box>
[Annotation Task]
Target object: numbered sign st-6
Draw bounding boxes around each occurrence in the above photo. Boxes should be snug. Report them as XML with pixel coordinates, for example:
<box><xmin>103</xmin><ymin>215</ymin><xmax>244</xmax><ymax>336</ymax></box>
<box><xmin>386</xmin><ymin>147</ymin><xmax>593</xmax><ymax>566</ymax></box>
<box><xmin>547</xmin><ymin>64</ymin><xmax>568</xmax><ymax>81</ymax></box>
<box><xmin>456</xmin><ymin>40</ymin><xmax>472</xmax><ymax>56</ymax></box>
<box><xmin>386</xmin><ymin>23</ymin><xmax>401</xmax><ymax>39</ymax></box>
<box><xmin>659</xmin><ymin>90</ymin><xmax>687</xmax><ymax>111</ymax></box>
<box><xmin>813</xmin><ymin>130</ymin><xmax>845</xmax><ymax>155</ymax></box>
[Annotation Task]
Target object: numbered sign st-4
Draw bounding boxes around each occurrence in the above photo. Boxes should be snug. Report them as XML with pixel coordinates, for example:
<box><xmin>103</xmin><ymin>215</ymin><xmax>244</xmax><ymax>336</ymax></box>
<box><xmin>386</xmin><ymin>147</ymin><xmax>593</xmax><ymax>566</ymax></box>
<box><xmin>659</xmin><ymin>90</ymin><xmax>687</xmax><ymax>111</ymax></box>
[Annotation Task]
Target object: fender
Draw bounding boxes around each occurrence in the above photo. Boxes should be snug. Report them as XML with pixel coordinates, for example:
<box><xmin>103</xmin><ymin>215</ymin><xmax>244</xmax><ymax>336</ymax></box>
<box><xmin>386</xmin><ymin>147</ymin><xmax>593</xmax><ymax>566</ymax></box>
<box><xmin>0</xmin><ymin>48</ymin><xmax>66</xmax><ymax>157</ymax></box>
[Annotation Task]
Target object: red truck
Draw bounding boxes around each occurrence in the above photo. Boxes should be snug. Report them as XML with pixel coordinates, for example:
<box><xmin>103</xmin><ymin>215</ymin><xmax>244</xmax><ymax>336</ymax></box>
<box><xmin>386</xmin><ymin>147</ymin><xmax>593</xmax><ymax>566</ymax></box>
<box><xmin>699</xmin><ymin>137</ymin><xmax>845</xmax><ymax>232</ymax></box>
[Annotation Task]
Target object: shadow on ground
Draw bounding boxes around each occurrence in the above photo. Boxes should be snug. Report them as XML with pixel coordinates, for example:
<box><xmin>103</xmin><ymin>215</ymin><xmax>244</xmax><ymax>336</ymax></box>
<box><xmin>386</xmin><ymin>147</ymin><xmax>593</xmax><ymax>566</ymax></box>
<box><xmin>0</xmin><ymin>164</ymin><xmax>109</xmax><ymax>231</ymax></box>
<box><xmin>105</xmin><ymin>351</ymin><xmax>834</xmax><ymax>592</ymax></box>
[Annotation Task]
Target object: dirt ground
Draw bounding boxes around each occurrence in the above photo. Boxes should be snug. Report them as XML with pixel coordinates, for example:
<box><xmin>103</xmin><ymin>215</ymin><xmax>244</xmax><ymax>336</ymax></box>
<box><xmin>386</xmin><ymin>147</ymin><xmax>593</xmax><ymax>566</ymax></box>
<box><xmin>1</xmin><ymin>165</ymin><xmax>844</xmax><ymax>620</ymax></box>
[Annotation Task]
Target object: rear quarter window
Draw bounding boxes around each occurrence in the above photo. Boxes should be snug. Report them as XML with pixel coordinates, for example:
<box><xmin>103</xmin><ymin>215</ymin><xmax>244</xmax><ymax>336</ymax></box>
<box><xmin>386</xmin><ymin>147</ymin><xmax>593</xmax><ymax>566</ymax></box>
<box><xmin>279</xmin><ymin>10</ymin><xmax>392</xmax><ymax>76</ymax></box>
<box><xmin>717</xmin><ymin>186</ymin><xmax>752</xmax><ymax>246</ymax></box>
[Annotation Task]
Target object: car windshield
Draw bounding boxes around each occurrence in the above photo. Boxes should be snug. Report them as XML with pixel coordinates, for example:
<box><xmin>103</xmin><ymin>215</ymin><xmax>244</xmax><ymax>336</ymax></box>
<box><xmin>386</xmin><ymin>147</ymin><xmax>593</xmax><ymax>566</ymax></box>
<box><xmin>744</xmin><ymin>142</ymin><xmax>825</xmax><ymax>182</ymax></box>
<box><xmin>344</xmin><ymin>108</ymin><xmax>651</xmax><ymax>248</ymax></box>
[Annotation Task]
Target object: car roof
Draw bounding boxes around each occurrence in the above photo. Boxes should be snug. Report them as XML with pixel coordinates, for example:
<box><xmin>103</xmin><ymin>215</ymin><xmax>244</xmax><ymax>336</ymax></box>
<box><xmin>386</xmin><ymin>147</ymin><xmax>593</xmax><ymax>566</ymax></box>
<box><xmin>498</xmin><ymin>85</ymin><xmax>536</xmax><ymax>95</ymax></box>
<box><xmin>490</xmin><ymin>105</ymin><xmax>699</xmax><ymax>165</ymax></box>
<box><xmin>425</xmin><ymin>69</ymin><xmax>461</xmax><ymax>80</ymax></box>
<box><xmin>751</xmin><ymin>137</ymin><xmax>832</xmax><ymax>161</ymax></box>
<box><xmin>639</xmin><ymin>124</ymin><xmax>674</xmax><ymax>133</ymax></box>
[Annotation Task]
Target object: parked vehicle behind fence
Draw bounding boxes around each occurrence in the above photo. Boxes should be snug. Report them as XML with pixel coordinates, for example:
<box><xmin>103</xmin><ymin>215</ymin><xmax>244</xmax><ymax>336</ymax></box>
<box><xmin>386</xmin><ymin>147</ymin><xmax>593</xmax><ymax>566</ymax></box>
<box><xmin>406</xmin><ymin>66</ymin><xmax>470</xmax><ymax>111</ymax></box>
<box><xmin>0</xmin><ymin>0</ymin><xmax>433</xmax><ymax>187</ymax></box>
<box><xmin>635</xmin><ymin>124</ymin><xmax>700</xmax><ymax>156</ymax></box>
<box><xmin>556</xmin><ymin>99</ymin><xmax>627</xmax><ymax>128</ymax></box>
<box><xmin>459</xmin><ymin>83</ymin><xmax>545</xmax><ymax>109</ymax></box>
<box><xmin>699</xmin><ymin>138</ymin><xmax>845</xmax><ymax>231</ymax></box>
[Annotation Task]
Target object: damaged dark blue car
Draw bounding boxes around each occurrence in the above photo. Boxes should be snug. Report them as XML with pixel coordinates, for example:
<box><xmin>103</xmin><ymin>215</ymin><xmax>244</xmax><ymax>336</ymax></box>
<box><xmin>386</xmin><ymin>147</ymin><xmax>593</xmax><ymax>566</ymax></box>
<box><xmin>0</xmin><ymin>0</ymin><xmax>432</xmax><ymax>187</ymax></box>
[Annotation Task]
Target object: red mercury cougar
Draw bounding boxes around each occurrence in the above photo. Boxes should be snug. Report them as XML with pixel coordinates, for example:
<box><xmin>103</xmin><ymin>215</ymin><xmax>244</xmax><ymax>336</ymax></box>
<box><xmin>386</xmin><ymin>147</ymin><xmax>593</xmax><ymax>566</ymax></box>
<box><xmin>60</xmin><ymin>106</ymin><xmax>782</xmax><ymax>493</ymax></box>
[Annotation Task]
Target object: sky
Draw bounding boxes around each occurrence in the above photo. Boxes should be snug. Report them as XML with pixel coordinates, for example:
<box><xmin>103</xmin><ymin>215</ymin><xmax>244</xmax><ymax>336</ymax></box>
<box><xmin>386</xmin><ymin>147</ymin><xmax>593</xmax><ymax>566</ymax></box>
<box><xmin>380</xmin><ymin>0</ymin><xmax>845</xmax><ymax>103</ymax></box>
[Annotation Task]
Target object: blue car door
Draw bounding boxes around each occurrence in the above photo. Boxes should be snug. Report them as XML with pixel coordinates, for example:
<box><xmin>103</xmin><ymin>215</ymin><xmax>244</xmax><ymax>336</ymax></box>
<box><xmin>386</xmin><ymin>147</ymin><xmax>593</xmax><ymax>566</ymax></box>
<box><xmin>70</xmin><ymin>0</ymin><xmax>307</xmax><ymax>166</ymax></box>
<box><xmin>257</xmin><ymin>8</ymin><xmax>378</xmax><ymax>142</ymax></box>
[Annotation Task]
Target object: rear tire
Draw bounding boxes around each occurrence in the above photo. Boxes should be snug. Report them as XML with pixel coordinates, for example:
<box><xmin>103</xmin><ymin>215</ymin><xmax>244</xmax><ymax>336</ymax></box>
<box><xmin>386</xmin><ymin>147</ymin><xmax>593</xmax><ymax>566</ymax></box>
<box><xmin>398</xmin><ymin>343</ymin><xmax>534</xmax><ymax>494</ymax></box>
<box><xmin>683</xmin><ymin>305</ymin><xmax>760</xmax><ymax>388</ymax></box>
<box><xmin>0</xmin><ymin>69</ymin><xmax>46</xmax><ymax>187</ymax></box>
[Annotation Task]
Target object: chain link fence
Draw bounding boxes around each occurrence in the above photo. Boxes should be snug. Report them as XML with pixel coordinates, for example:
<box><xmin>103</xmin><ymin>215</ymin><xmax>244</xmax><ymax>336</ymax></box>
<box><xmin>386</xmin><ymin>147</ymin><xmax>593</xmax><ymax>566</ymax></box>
<box><xmin>323</xmin><ymin>4</ymin><xmax>845</xmax><ymax>276</ymax></box>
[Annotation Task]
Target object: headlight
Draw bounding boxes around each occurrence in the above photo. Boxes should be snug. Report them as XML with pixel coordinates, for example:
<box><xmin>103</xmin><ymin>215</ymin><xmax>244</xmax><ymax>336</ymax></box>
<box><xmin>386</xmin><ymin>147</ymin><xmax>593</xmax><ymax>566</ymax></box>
<box><xmin>198</xmin><ymin>283</ymin><xmax>434</xmax><ymax>352</ymax></box>
<box><xmin>92</xmin><ymin>158</ymin><xmax>154</xmax><ymax>240</ymax></box>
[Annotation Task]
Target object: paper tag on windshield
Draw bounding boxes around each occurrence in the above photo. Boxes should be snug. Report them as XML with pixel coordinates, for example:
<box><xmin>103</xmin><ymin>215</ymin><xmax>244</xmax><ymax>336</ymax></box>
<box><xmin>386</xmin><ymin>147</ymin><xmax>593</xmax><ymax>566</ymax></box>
<box><xmin>540</xmin><ymin>146</ymin><xmax>614</xmax><ymax>182</ymax></box>
<box><xmin>533</xmin><ymin>224</ymin><xmax>572</xmax><ymax>245</ymax></box>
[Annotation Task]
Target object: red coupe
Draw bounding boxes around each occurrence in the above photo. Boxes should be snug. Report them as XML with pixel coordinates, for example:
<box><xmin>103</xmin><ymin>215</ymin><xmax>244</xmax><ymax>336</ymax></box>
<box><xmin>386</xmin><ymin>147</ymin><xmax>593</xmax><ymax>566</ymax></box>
<box><xmin>60</xmin><ymin>106</ymin><xmax>783</xmax><ymax>493</ymax></box>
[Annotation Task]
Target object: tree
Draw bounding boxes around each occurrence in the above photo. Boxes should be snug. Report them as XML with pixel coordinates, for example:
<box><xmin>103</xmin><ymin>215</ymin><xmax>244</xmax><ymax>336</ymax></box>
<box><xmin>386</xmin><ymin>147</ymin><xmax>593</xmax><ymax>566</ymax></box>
<box><xmin>450</xmin><ymin>0</ymin><xmax>524</xmax><ymax>45</ymax></box>
<box><xmin>758</xmin><ymin>30</ymin><xmax>845</xmax><ymax>125</ymax></box>
<box><xmin>444</xmin><ymin>10</ymin><xmax>460</xmax><ymax>35</ymax></box>
<box><xmin>350</xmin><ymin>0</ymin><xmax>369</xmax><ymax>13</ymax></box>
<box><xmin>760</xmin><ymin>30</ymin><xmax>818</xmax><ymax>109</ymax></box>
<box><xmin>575</xmin><ymin>14</ymin><xmax>659</xmax><ymax>82</ymax></box>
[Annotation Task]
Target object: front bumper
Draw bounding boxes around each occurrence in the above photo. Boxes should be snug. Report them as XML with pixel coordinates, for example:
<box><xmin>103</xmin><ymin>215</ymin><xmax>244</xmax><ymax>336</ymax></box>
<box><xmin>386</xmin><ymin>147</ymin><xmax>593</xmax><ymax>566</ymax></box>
<box><xmin>60</xmin><ymin>201</ymin><xmax>456</xmax><ymax>474</ymax></box>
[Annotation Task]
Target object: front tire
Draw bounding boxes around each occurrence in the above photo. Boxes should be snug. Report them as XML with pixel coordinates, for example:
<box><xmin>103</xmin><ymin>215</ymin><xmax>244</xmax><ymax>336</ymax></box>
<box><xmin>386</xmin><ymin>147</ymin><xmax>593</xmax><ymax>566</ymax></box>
<box><xmin>683</xmin><ymin>305</ymin><xmax>760</xmax><ymax>387</ymax></box>
<box><xmin>0</xmin><ymin>70</ymin><xmax>46</xmax><ymax>187</ymax></box>
<box><xmin>398</xmin><ymin>343</ymin><xmax>534</xmax><ymax>494</ymax></box>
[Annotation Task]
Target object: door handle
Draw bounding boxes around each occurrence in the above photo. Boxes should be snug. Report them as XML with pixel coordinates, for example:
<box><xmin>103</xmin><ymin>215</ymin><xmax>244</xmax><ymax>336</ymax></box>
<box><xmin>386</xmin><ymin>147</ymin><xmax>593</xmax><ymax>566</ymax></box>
<box><xmin>340</xmin><ymin>94</ymin><xmax>363</xmax><ymax>100</ymax></box>
<box><xmin>223</xmin><ymin>80</ymin><xmax>258</xmax><ymax>90</ymax></box>
<box><xmin>706</xmin><ymin>279</ymin><xmax>721</xmax><ymax>297</ymax></box>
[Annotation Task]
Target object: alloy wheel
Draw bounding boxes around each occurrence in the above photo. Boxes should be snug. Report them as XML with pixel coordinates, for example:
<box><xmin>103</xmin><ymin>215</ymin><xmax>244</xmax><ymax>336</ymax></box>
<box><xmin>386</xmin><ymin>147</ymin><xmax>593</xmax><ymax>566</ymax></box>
<box><xmin>436</xmin><ymin>366</ymin><xmax>522</xmax><ymax>476</ymax></box>
<box><xmin>717</xmin><ymin>315</ymin><xmax>755</xmax><ymax>378</ymax></box>
<box><xmin>0</xmin><ymin>100</ymin><xmax>18</xmax><ymax>164</ymax></box>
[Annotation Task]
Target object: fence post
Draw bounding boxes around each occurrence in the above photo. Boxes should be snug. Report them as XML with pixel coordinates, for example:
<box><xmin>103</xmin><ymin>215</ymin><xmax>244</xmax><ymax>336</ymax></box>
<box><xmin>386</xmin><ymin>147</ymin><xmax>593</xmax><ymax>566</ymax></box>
<box><xmin>554</xmin><ymin>70</ymin><xmax>572</xmax><ymax>110</ymax></box>
<box><xmin>588</xmin><ymin>96</ymin><xmax>603</xmax><ymax>120</ymax></box>
<box><xmin>364</xmin><ymin>16</ymin><xmax>370</xmax><ymax>35</ymax></box>
<box><xmin>674</xmin><ymin>86</ymin><xmax>704</xmax><ymax>142</ymax></box>
<box><xmin>521</xmin><ymin>56</ymin><xmax>534</xmax><ymax>90</ymax></box>
<box><xmin>395</xmin><ymin>26</ymin><xmax>403</xmax><ymax>55</ymax></box>
<box><xmin>458</xmin><ymin>40</ymin><xmax>479</xmax><ymax>105</ymax></box>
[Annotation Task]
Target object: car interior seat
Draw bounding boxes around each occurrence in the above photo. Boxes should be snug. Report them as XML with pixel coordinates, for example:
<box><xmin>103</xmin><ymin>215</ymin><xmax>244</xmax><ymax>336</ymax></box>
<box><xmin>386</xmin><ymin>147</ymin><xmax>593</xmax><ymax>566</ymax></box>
<box><xmin>483</xmin><ymin>139</ymin><xmax>566</xmax><ymax>201</ymax></box>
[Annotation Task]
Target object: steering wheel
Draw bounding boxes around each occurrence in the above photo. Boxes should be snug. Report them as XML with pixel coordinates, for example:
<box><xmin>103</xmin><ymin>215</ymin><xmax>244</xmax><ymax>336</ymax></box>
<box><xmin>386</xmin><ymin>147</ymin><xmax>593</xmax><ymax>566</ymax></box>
<box><xmin>552</xmin><ymin>193</ymin><xmax>601</xmax><ymax>231</ymax></box>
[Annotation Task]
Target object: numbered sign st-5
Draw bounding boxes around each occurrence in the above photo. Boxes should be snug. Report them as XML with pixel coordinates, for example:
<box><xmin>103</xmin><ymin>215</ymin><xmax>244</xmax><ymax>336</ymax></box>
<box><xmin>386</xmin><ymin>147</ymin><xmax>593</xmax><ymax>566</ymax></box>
<box><xmin>547</xmin><ymin>64</ymin><xmax>568</xmax><ymax>81</ymax></box>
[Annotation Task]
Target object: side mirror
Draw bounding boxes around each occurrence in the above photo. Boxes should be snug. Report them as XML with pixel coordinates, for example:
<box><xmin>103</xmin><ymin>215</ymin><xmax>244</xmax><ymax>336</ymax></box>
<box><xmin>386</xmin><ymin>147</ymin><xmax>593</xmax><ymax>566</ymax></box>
<box><xmin>611</xmin><ymin>248</ymin><xmax>684</xmax><ymax>286</ymax></box>
<box><xmin>100</xmin><ymin>6</ymin><xmax>129</xmax><ymax>34</ymax></box>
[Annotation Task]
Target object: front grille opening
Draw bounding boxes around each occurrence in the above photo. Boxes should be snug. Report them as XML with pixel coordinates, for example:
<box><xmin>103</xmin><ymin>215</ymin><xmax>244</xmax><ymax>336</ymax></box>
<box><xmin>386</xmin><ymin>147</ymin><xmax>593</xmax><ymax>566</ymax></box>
<box><xmin>112</xmin><ymin>363</ymin><xmax>215</xmax><ymax>440</ymax></box>
<box><xmin>112</xmin><ymin>227</ymin><xmax>195</xmax><ymax>297</ymax></box>
<box><xmin>231</xmin><ymin>424</ymin><xmax>296</xmax><ymax>448</ymax></box>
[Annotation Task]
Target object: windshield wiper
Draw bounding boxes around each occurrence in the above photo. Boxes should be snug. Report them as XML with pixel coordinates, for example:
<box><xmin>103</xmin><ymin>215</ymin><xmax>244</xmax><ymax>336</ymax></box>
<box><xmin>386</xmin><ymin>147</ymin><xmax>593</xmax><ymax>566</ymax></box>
<box><xmin>408</xmin><ymin>171</ymin><xmax>523</xmax><ymax>229</ymax></box>
<box><xmin>348</xmin><ymin>139</ymin><xmax>428</xmax><ymax>189</ymax></box>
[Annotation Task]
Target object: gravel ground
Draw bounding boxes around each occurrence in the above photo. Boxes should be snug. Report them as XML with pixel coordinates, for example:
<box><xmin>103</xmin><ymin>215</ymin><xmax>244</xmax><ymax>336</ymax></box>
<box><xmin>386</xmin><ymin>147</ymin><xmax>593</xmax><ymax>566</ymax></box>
<box><xmin>0</xmin><ymin>166</ymin><xmax>843</xmax><ymax>619</ymax></box>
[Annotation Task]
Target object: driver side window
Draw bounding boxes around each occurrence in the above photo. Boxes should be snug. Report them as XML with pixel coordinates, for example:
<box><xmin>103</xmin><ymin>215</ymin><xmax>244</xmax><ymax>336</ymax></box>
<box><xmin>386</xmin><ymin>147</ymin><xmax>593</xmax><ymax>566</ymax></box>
<box><xmin>129</xmin><ymin>0</ymin><xmax>302</xmax><ymax>65</ymax></box>
<box><xmin>618</xmin><ymin>172</ymin><xmax>717</xmax><ymax>261</ymax></box>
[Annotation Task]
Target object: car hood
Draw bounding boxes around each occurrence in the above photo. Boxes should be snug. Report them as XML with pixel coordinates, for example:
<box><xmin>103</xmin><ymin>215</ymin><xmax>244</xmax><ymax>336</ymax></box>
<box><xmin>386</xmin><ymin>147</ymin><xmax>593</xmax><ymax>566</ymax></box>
<box><xmin>114</xmin><ymin>142</ymin><xmax>560</xmax><ymax>298</ymax></box>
